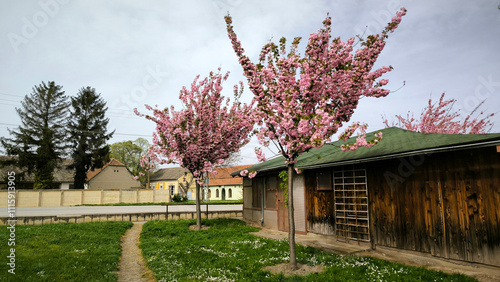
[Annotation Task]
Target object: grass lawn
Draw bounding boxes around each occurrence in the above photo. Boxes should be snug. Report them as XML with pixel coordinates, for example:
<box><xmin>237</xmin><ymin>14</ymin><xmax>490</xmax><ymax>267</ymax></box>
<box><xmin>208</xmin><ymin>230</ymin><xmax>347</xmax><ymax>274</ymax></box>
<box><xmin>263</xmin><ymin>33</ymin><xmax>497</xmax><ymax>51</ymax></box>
<box><xmin>141</xmin><ymin>218</ymin><xmax>476</xmax><ymax>281</ymax></box>
<box><xmin>79</xmin><ymin>199</ymin><xmax>243</xmax><ymax>206</ymax></box>
<box><xmin>0</xmin><ymin>221</ymin><xmax>133</xmax><ymax>281</ymax></box>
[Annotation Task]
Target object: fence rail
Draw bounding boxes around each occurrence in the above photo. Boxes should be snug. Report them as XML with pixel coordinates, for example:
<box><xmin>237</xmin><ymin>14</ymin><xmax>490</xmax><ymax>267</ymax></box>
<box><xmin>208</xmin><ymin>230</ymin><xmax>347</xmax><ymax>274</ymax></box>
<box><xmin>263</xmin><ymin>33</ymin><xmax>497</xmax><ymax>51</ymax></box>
<box><xmin>0</xmin><ymin>210</ymin><xmax>242</xmax><ymax>225</ymax></box>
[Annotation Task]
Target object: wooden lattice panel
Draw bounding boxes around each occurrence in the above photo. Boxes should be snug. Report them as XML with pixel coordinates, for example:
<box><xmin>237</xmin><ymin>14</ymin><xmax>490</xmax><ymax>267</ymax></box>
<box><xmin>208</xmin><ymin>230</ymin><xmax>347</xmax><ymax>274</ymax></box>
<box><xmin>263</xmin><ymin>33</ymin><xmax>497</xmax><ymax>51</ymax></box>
<box><xmin>334</xmin><ymin>167</ymin><xmax>370</xmax><ymax>242</ymax></box>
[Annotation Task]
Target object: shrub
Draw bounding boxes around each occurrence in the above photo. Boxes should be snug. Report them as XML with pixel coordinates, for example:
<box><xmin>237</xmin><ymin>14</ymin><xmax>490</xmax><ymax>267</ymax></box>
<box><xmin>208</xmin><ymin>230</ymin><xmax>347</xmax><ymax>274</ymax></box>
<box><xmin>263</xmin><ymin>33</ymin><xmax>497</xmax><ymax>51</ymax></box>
<box><xmin>171</xmin><ymin>193</ymin><xmax>188</xmax><ymax>202</ymax></box>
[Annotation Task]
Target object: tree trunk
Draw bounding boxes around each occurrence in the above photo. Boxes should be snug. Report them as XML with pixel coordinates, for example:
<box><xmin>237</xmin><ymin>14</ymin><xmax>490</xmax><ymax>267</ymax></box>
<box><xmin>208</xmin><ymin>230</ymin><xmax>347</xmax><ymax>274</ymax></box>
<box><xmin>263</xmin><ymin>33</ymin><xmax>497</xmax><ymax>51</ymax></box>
<box><xmin>147</xmin><ymin>169</ymin><xmax>150</xmax><ymax>189</ymax></box>
<box><xmin>73</xmin><ymin>164</ymin><xmax>87</xmax><ymax>190</ymax></box>
<box><xmin>196</xmin><ymin>181</ymin><xmax>202</xmax><ymax>229</ymax></box>
<box><xmin>287</xmin><ymin>163</ymin><xmax>297</xmax><ymax>269</ymax></box>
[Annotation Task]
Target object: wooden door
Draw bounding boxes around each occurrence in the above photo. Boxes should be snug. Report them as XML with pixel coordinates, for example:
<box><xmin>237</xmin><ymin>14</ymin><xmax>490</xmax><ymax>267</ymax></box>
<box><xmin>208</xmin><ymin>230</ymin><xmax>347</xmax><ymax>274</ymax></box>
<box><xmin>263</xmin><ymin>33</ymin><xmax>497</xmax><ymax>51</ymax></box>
<box><xmin>277</xmin><ymin>188</ymin><xmax>289</xmax><ymax>232</ymax></box>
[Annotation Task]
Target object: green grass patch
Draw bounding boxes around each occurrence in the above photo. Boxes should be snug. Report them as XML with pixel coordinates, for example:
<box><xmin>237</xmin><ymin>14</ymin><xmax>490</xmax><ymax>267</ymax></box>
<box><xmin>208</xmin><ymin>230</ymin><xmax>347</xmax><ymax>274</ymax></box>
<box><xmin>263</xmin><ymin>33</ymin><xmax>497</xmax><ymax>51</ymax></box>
<box><xmin>0</xmin><ymin>221</ymin><xmax>133</xmax><ymax>281</ymax></box>
<box><xmin>79</xmin><ymin>199</ymin><xmax>243</xmax><ymax>206</ymax></box>
<box><xmin>140</xmin><ymin>218</ymin><xmax>476</xmax><ymax>281</ymax></box>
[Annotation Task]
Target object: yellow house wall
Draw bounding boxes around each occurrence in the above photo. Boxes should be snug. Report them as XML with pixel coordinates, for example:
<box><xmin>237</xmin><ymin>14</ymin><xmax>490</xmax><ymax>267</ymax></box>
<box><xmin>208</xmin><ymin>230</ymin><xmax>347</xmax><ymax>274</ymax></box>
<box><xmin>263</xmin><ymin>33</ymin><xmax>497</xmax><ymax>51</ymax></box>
<box><xmin>150</xmin><ymin>180</ymin><xmax>178</xmax><ymax>192</ymax></box>
<box><xmin>149</xmin><ymin>172</ymin><xmax>197</xmax><ymax>199</ymax></box>
<box><xmin>176</xmin><ymin>174</ymin><xmax>197</xmax><ymax>199</ymax></box>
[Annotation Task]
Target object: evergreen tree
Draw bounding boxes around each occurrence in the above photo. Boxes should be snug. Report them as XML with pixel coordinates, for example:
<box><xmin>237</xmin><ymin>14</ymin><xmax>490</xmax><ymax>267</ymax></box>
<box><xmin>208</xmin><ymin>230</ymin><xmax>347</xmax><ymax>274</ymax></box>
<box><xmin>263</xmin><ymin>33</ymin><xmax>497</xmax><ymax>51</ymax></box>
<box><xmin>0</xmin><ymin>81</ymin><xmax>69</xmax><ymax>189</ymax></box>
<box><xmin>68</xmin><ymin>87</ymin><xmax>114</xmax><ymax>189</ymax></box>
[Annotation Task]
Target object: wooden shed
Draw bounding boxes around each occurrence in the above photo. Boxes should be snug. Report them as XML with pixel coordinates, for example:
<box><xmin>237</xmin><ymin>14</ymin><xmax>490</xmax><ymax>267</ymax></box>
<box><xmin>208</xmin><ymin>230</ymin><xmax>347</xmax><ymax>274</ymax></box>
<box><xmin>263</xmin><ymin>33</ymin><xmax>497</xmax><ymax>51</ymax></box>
<box><xmin>234</xmin><ymin>127</ymin><xmax>500</xmax><ymax>266</ymax></box>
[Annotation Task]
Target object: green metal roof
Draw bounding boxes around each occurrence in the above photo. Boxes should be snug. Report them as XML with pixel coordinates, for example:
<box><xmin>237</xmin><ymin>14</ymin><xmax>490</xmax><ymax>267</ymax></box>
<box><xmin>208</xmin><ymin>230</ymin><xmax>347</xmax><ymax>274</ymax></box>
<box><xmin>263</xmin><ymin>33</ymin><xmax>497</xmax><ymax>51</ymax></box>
<box><xmin>234</xmin><ymin>127</ymin><xmax>500</xmax><ymax>175</ymax></box>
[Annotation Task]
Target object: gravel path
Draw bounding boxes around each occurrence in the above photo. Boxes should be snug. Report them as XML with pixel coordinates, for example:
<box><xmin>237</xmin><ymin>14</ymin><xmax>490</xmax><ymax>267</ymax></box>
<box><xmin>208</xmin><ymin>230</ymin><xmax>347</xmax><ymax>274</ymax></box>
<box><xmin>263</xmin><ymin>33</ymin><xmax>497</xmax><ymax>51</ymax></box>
<box><xmin>118</xmin><ymin>222</ymin><xmax>155</xmax><ymax>282</ymax></box>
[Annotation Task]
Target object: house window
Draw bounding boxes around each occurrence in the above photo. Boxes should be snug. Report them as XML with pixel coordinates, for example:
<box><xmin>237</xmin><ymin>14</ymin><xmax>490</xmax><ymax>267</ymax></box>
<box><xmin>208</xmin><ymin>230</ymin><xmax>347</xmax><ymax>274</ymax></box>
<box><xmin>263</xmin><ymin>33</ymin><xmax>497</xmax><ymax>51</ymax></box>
<box><xmin>208</xmin><ymin>189</ymin><xmax>212</xmax><ymax>198</ymax></box>
<box><xmin>317</xmin><ymin>168</ymin><xmax>332</xmax><ymax>191</ymax></box>
<box><xmin>228</xmin><ymin>188</ymin><xmax>232</xmax><ymax>198</ymax></box>
<box><xmin>266</xmin><ymin>176</ymin><xmax>277</xmax><ymax>209</ymax></box>
<box><xmin>169</xmin><ymin>185</ymin><xmax>175</xmax><ymax>196</ymax></box>
<box><xmin>216</xmin><ymin>189</ymin><xmax>219</xmax><ymax>198</ymax></box>
<box><xmin>160</xmin><ymin>185</ymin><xmax>163</xmax><ymax>190</ymax></box>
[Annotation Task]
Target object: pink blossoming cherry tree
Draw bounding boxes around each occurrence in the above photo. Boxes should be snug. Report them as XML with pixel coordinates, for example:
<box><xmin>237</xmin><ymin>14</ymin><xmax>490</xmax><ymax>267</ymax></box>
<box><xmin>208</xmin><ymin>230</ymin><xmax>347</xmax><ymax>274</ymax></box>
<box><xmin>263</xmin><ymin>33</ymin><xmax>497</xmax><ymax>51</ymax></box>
<box><xmin>383</xmin><ymin>92</ymin><xmax>494</xmax><ymax>134</ymax></box>
<box><xmin>226</xmin><ymin>8</ymin><xmax>406</xmax><ymax>269</ymax></box>
<box><xmin>135</xmin><ymin>70</ymin><xmax>254</xmax><ymax>229</ymax></box>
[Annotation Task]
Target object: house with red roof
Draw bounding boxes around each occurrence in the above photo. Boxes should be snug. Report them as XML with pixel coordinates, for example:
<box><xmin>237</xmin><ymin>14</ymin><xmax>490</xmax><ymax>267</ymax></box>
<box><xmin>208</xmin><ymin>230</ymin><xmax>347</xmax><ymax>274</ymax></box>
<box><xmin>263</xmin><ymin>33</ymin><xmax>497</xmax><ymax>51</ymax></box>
<box><xmin>86</xmin><ymin>158</ymin><xmax>140</xmax><ymax>190</ymax></box>
<box><xmin>205</xmin><ymin>165</ymin><xmax>252</xmax><ymax>201</ymax></box>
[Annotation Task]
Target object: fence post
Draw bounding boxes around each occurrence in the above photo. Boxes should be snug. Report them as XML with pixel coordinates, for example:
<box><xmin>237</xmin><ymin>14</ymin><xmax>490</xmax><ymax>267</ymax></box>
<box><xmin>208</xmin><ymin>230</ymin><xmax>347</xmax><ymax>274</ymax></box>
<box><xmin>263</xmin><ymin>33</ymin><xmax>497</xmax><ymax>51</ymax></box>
<box><xmin>38</xmin><ymin>190</ymin><xmax>42</xmax><ymax>207</ymax></box>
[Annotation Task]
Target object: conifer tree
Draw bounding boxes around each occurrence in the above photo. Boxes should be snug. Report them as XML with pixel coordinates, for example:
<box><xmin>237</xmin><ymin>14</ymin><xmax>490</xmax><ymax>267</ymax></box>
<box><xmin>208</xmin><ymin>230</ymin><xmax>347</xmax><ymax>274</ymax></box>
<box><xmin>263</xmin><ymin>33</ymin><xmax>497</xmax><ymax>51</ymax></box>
<box><xmin>68</xmin><ymin>87</ymin><xmax>114</xmax><ymax>189</ymax></box>
<box><xmin>0</xmin><ymin>81</ymin><xmax>69</xmax><ymax>189</ymax></box>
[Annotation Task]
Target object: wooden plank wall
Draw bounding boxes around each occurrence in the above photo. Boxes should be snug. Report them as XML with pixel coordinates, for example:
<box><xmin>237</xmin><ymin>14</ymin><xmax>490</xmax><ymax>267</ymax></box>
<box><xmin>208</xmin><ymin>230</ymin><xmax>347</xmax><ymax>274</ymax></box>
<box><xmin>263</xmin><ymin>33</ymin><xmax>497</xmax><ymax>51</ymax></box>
<box><xmin>305</xmin><ymin>170</ymin><xmax>336</xmax><ymax>235</ymax></box>
<box><xmin>368</xmin><ymin>146</ymin><xmax>500</xmax><ymax>266</ymax></box>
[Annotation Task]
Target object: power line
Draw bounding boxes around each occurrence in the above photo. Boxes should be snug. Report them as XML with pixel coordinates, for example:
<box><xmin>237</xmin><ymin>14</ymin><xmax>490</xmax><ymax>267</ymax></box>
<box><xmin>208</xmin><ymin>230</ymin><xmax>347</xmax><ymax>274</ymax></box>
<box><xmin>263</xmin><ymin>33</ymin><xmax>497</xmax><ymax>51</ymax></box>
<box><xmin>0</xmin><ymin>122</ymin><xmax>20</xmax><ymax>127</ymax></box>
<box><xmin>0</xmin><ymin>98</ymin><xmax>21</xmax><ymax>103</ymax></box>
<box><xmin>114</xmin><ymin>132</ymin><xmax>151</xmax><ymax>137</ymax></box>
<box><xmin>0</xmin><ymin>122</ymin><xmax>151</xmax><ymax>138</ymax></box>
<box><xmin>0</xmin><ymin>91</ymin><xmax>24</xmax><ymax>98</ymax></box>
<box><xmin>0</xmin><ymin>103</ymin><xmax>20</xmax><ymax>107</ymax></box>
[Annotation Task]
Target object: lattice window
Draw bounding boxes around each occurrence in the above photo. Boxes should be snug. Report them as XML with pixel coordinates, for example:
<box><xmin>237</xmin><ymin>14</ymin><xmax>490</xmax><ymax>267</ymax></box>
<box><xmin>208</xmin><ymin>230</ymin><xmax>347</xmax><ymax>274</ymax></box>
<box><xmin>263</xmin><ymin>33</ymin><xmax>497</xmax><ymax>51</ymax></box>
<box><xmin>334</xmin><ymin>167</ymin><xmax>370</xmax><ymax>242</ymax></box>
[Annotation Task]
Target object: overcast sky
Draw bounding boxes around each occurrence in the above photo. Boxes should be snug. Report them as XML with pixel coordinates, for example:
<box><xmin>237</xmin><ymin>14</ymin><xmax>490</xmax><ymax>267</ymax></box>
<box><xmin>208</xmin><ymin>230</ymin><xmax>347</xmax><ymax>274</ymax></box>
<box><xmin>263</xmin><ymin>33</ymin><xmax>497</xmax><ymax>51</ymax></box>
<box><xmin>1</xmin><ymin>0</ymin><xmax>499</xmax><ymax>165</ymax></box>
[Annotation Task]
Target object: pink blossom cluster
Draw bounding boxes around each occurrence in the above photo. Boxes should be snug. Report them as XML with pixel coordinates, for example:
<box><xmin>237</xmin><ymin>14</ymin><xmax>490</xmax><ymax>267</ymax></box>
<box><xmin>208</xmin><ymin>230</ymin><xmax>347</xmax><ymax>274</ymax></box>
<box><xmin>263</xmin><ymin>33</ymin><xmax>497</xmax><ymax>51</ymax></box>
<box><xmin>254</xmin><ymin>147</ymin><xmax>267</xmax><ymax>162</ymax></box>
<box><xmin>135</xmin><ymin>69</ymin><xmax>254</xmax><ymax>184</ymax></box>
<box><xmin>339</xmin><ymin>123</ymin><xmax>383</xmax><ymax>151</ymax></box>
<box><xmin>139</xmin><ymin>154</ymin><xmax>159</xmax><ymax>172</ymax></box>
<box><xmin>383</xmin><ymin>93</ymin><xmax>494</xmax><ymax>134</ymax></box>
<box><xmin>239</xmin><ymin>169</ymin><xmax>257</xmax><ymax>179</ymax></box>
<box><xmin>225</xmin><ymin>8</ymin><xmax>406</xmax><ymax>164</ymax></box>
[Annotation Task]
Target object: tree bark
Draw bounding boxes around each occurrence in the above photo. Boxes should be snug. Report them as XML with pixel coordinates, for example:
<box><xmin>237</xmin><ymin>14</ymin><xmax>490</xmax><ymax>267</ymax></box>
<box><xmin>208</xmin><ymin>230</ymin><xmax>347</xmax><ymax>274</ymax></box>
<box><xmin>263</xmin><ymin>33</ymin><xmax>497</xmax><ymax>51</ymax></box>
<box><xmin>147</xmin><ymin>169</ymin><xmax>150</xmax><ymax>189</ymax></box>
<box><xmin>196</xmin><ymin>181</ymin><xmax>202</xmax><ymax>229</ymax></box>
<box><xmin>288</xmin><ymin>164</ymin><xmax>297</xmax><ymax>269</ymax></box>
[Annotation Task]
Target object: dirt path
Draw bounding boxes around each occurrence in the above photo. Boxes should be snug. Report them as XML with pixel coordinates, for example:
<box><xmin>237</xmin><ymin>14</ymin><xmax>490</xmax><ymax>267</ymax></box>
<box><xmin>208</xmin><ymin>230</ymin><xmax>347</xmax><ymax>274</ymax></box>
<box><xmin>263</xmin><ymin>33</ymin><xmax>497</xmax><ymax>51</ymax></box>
<box><xmin>117</xmin><ymin>222</ymin><xmax>155</xmax><ymax>282</ymax></box>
